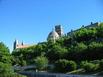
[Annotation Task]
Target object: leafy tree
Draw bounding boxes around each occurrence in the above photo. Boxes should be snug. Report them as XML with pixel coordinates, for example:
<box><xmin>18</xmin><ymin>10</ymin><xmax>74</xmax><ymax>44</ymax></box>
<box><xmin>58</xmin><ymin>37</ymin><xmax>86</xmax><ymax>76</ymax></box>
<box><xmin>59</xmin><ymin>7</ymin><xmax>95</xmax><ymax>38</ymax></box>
<box><xmin>66</xmin><ymin>60</ymin><xmax>77</xmax><ymax>72</ymax></box>
<box><xmin>73</xmin><ymin>28</ymin><xmax>97</xmax><ymax>42</ymax></box>
<box><xmin>66</xmin><ymin>42</ymin><xmax>88</xmax><ymax>61</ymax></box>
<box><xmin>12</xmin><ymin>46</ymin><xmax>36</xmax><ymax>65</ymax></box>
<box><xmin>11</xmin><ymin>22</ymin><xmax>103</xmax><ymax>73</ymax></box>
<box><xmin>0</xmin><ymin>42</ymin><xmax>11</xmax><ymax>64</ymax></box>
<box><xmin>54</xmin><ymin>59</ymin><xmax>77</xmax><ymax>73</ymax></box>
<box><xmin>99</xmin><ymin>59</ymin><xmax>103</xmax><ymax>71</ymax></box>
<box><xmin>96</xmin><ymin>24</ymin><xmax>103</xmax><ymax>38</ymax></box>
<box><xmin>0</xmin><ymin>42</ymin><xmax>15</xmax><ymax>74</ymax></box>
<box><xmin>33</xmin><ymin>43</ymin><xmax>47</xmax><ymax>57</ymax></box>
<box><xmin>80</xmin><ymin>61</ymin><xmax>99</xmax><ymax>73</ymax></box>
<box><xmin>35</xmin><ymin>56</ymin><xmax>48</xmax><ymax>71</ymax></box>
<box><xmin>86</xmin><ymin>42</ymin><xmax>103</xmax><ymax>60</ymax></box>
<box><xmin>20</xmin><ymin>60</ymin><xmax>27</xmax><ymax>66</ymax></box>
<box><xmin>46</xmin><ymin>44</ymin><xmax>68</xmax><ymax>62</ymax></box>
<box><xmin>74</xmin><ymin>42</ymin><xmax>87</xmax><ymax>53</ymax></box>
<box><xmin>0</xmin><ymin>62</ymin><xmax>13</xmax><ymax>74</ymax></box>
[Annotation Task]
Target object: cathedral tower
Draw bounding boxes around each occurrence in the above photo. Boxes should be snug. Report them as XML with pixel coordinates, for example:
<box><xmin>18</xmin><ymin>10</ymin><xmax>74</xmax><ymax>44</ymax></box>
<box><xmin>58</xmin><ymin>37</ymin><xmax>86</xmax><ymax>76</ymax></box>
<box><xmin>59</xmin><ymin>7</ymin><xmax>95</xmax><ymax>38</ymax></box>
<box><xmin>13</xmin><ymin>40</ymin><xmax>19</xmax><ymax>50</ymax></box>
<box><xmin>55</xmin><ymin>25</ymin><xmax>64</xmax><ymax>37</ymax></box>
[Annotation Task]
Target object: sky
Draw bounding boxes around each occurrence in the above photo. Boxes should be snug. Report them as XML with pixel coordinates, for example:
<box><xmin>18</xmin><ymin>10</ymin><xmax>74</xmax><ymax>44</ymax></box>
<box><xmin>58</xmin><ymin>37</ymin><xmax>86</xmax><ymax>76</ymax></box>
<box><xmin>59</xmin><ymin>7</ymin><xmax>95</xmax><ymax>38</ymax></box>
<box><xmin>0</xmin><ymin>0</ymin><xmax>103</xmax><ymax>52</ymax></box>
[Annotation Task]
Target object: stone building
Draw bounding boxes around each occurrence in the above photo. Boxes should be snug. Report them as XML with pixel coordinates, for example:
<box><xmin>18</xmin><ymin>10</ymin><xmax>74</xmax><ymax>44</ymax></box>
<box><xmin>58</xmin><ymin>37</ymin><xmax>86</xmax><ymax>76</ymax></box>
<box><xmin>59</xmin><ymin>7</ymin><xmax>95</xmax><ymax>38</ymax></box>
<box><xmin>13</xmin><ymin>40</ymin><xmax>32</xmax><ymax>50</ymax></box>
<box><xmin>85</xmin><ymin>22</ymin><xmax>100</xmax><ymax>28</ymax></box>
<box><xmin>47</xmin><ymin>25</ymin><xmax>64</xmax><ymax>43</ymax></box>
<box><xmin>67</xmin><ymin>22</ymin><xmax>100</xmax><ymax>36</ymax></box>
<box><xmin>55</xmin><ymin>25</ymin><xmax>64</xmax><ymax>36</ymax></box>
<box><xmin>13</xmin><ymin>22</ymin><xmax>101</xmax><ymax>50</ymax></box>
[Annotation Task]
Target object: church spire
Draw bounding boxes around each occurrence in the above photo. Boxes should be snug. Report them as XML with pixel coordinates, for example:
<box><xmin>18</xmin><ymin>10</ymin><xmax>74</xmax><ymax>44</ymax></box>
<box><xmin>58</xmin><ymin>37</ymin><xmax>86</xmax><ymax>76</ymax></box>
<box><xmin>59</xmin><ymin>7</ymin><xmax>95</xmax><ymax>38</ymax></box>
<box><xmin>21</xmin><ymin>41</ymin><xmax>24</xmax><ymax>45</ymax></box>
<box><xmin>13</xmin><ymin>39</ymin><xmax>19</xmax><ymax>50</ymax></box>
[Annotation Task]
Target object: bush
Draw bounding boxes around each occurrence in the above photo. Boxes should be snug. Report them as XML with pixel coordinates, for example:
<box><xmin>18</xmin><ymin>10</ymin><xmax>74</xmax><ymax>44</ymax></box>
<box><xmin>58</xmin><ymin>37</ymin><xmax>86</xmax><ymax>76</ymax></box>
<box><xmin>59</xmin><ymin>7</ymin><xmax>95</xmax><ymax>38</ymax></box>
<box><xmin>66</xmin><ymin>60</ymin><xmax>77</xmax><ymax>72</ymax></box>
<box><xmin>35</xmin><ymin>56</ymin><xmax>48</xmax><ymax>71</ymax></box>
<box><xmin>99</xmin><ymin>59</ymin><xmax>103</xmax><ymax>71</ymax></box>
<box><xmin>0</xmin><ymin>73</ymin><xmax>26</xmax><ymax>77</ymax></box>
<box><xmin>80</xmin><ymin>61</ymin><xmax>99</xmax><ymax>73</ymax></box>
<box><xmin>54</xmin><ymin>59</ymin><xmax>77</xmax><ymax>73</ymax></box>
<box><xmin>0</xmin><ymin>62</ymin><xmax>13</xmax><ymax>74</ymax></box>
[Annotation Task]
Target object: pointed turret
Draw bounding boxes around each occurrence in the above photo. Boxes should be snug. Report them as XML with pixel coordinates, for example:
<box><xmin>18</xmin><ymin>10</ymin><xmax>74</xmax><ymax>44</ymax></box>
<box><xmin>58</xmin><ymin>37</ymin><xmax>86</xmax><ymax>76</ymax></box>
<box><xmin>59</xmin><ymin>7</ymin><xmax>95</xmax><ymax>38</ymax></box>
<box><xmin>13</xmin><ymin>39</ymin><xmax>19</xmax><ymax>50</ymax></box>
<box><xmin>21</xmin><ymin>41</ymin><xmax>24</xmax><ymax>45</ymax></box>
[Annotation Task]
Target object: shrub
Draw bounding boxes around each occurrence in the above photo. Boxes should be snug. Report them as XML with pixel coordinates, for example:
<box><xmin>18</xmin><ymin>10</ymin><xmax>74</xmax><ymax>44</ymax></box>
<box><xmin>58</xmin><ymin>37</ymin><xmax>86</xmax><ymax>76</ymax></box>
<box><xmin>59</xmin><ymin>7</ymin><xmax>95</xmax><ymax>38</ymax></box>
<box><xmin>0</xmin><ymin>73</ymin><xmax>26</xmax><ymax>77</ymax></box>
<box><xmin>35</xmin><ymin>56</ymin><xmax>48</xmax><ymax>71</ymax></box>
<box><xmin>99</xmin><ymin>59</ymin><xmax>103</xmax><ymax>71</ymax></box>
<box><xmin>80</xmin><ymin>61</ymin><xmax>99</xmax><ymax>73</ymax></box>
<box><xmin>54</xmin><ymin>59</ymin><xmax>77</xmax><ymax>73</ymax></box>
<box><xmin>0</xmin><ymin>62</ymin><xmax>13</xmax><ymax>74</ymax></box>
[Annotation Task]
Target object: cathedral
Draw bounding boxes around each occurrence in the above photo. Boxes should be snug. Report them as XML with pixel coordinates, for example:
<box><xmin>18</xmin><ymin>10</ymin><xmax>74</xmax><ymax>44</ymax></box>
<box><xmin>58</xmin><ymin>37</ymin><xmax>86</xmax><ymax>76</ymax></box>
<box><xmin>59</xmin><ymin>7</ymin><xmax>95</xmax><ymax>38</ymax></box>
<box><xmin>13</xmin><ymin>25</ymin><xmax>64</xmax><ymax>50</ymax></box>
<box><xmin>13</xmin><ymin>22</ymin><xmax>100</xmax><ymax>50</ymax></box>
<box><xmin>13</xmin><ymin>40</ymin><xmax>32</xmax><ymax>50</ymax></box>
<box><xmin>47</xmin><ymin>25</ymin><xmax>64</xmax><ymax>43</ymax></box>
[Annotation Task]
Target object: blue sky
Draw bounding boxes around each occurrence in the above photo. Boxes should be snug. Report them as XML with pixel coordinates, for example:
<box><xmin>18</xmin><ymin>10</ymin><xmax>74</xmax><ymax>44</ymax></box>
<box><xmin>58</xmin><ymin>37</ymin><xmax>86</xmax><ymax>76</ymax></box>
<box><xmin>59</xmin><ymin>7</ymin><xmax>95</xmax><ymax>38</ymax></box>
<box><xmin>0</xmin><ymin>0</ymin><xmax>103</xmax><ymax>52</ymax></box>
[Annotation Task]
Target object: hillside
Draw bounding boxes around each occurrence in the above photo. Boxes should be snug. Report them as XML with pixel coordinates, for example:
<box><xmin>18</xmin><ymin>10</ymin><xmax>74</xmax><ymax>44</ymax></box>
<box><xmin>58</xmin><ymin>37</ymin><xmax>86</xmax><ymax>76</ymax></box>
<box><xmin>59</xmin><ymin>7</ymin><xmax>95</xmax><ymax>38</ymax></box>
<box><xmin>12</xmin><ymin>22</ymin><xmax>103</xmax><ymax>74</ymax></box>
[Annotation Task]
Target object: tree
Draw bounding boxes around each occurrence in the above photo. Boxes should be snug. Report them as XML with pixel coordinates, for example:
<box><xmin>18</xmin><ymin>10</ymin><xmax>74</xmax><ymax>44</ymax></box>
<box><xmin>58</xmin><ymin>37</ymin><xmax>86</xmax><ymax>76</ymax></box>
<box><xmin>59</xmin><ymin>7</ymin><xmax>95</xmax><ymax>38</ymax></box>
<box><xmin>33</xmin><ymin>43</ymin><xmax>47</xmax><ymax>57</ymax></box>
<box><xmin>0</xmin><ymin>42</ymin><xmax>11</xmax><ymax>64</ymax></box>
<box><xmin>66</xmin><ymin>60</ymin><xmax>77</xmax><ymax>72</ymax></box>
<box><xmin>0</xmin><ymin>42</ymin><xmax>14</xmax><ymax>74</ymax></box>
<box><xmin>35</xmin><ymin>56</ymin><xmax>48</xmax><ymax>71</ymax></box>
<box><xmin>54</xmin><ymin>59</ymin><xmax>77</xmax><ymax>73</ymax></box>
<box><xmin>99</xmin><ymin>59</ymin><xmax>103</xmax><ymax>71</ymax></box>
<box><xmin>0</xmin><ymin>62</ymin><xmax>13</xmax><ymax>74</ymax></box>
<box><xmin>74</xmin><ymin>42</ymin><xmax>87</xmax><ymax>53</ymax></box>
<box><xmin>73</xmin><ymin>28</ymin><xmax>97</xmax><ymax>42</ymax></box>
<box><xmin>86</xmin><ymin>42</ymin><xmax>103</xmax><ymax>60</ymax></box>
<box><xmin>46</xmin><ymin>44</ymin><xmax>68</xmax><ymax>62</ymax></box>
<box><xmin>96</xmin><ymin>24</ymin><xmax>103</xmax><ymax>38</ymax></box>
<box><xmin>12</xmin><ymin>46</ymin><xmax>35</xmax><ymax>65</ymax></box>
<box><xmin>80</xmin><ymin>61</ymin><xmax>98</xmax><ymax>73</ymax></box>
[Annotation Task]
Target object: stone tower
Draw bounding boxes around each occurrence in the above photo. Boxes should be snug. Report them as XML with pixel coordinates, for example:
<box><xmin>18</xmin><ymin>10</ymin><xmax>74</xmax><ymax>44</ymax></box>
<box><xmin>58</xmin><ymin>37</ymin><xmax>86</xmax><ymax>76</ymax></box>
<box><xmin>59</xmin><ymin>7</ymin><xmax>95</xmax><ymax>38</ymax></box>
<box><xmin>13</xmin><ymin>40</ymin><xmax>19</xmax><ymax>50</ymax></box>
<box><xmin>55</xmin><ymin>25</ymin><xmax>64</xmax><ymax>37</ymax></box>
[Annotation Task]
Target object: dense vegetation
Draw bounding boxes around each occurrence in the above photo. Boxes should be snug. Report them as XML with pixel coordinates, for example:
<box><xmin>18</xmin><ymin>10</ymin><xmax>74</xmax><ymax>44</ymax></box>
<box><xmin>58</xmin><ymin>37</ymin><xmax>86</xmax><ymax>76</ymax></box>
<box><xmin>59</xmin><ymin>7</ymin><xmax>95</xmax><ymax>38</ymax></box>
<box><xmin>0</xmin><ymin>42</ymin><xmax>12</xmax><ymax>73</ymax></box>
<box><xmin>1</xmin><ymin>22</ymin><xmax>103</xmax><ymax>75</ymax></box>
<box><xmin>54</xmin><ymin>59</ymin><xmax>77</xmax><ymax>73</ymax></box>
<box><xmin>11</xmin><ymin>23</ymin><xmax>103</xmax><ymax>74</ymax></box>
<box><xmin>0</xmin><ymin>42</ymin><xmax>26</xmax><ymax>76</ymax></box>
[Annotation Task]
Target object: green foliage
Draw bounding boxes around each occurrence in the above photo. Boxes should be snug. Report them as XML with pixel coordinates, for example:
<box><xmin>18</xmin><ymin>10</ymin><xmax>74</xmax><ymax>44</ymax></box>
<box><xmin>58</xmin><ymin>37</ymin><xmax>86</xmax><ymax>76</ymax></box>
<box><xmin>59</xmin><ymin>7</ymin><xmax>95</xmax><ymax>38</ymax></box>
<box><xmin>0</xmin><ymin>73</ymin><xmax>26</xmax><ymax>77</ymax></box>
<box><xmin>35</xmin><ymin>56</ymin><xmax>48</xmax><ymax>71</ymax></box>
<box><xmin>73</xmin><ymin>42</ymin><xmax>87</xmax><ymax>53</ymax></box>
<box><xmin>80</xmin><ymin>61</ymin><xmax>99</xmax><ymax>73</ymax></box>
<box><xmin>54</xmin><ymin>59</ymin><xmax>77</xmax><ymax>73</ymax></box>
<box><xmin>0</xmin><ymin>42</ymin><xmax>10</xmax><ymax>53</ymax></box>
<box><xmin>86</xmin><ymin>42</ymin><xmax>103</xmax><ymax>60</ymax></box>
<box><xmin>11</xmin><ymin>22</ymin><xmax>103</xmax><ymax>73</ymax></box>
<box><xmin>46</xmin><ymin>44</ymin><xmax>68</xmax><ymax>62</ymax></box>
<box><xmin>0</xmin><ymin>42</ymin><xmax>11</xmax><ymax>64</ymax></box>
<box><xmin>88</xmin><ymin>42</ymin><xmax>103</xmax><ymax>49</ymax></box>
<box><xmin>66</xmin><ymin>60</ymin><xmax>77</xmax><ymax>72</ymax></box>
<box><xmin>12</xmin><ymin>23</ymin><xmax>103</xmax><ymax>64</ymax></box>
<box><xmin>0</xmin><ymin>42</ymin><xmax>15</xmax><ymax>74</ymax></box>
<box><xmin>12</xmin><ymin>42</ymin><xmax>48</xmax><ymax>65</ymax></box>
<box><xmin>0</xmin><ymin>62</ymin><xmax>13</xmax><ymax>74</ymax></box>
<box><xmin>99</xmin><ymin>59</ymin><xmax>103</xmax><ymax>71</ymax></box>
<box><xmin>73</xmin><ymin>27</ymin><xmax>97</xmax><ymax>42</ymax></box>
<box><xmin>12</xmin><ymin>49</ymin><xmax>26</xmax><ymax>66</ymax></box>
<box><xmin>96</xmin><ymin>24</ymin><xmax>103</xmax><ymax>38</ymax></box>
<box><xmin>20</xmin><ymin>60</ymin><xmax>27</xmax><ymax>66</ymax></box>
<box><xmin>12</xmin><ymin>48</ymin><xmax>30</xmax><ymax>65</ymax></box>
